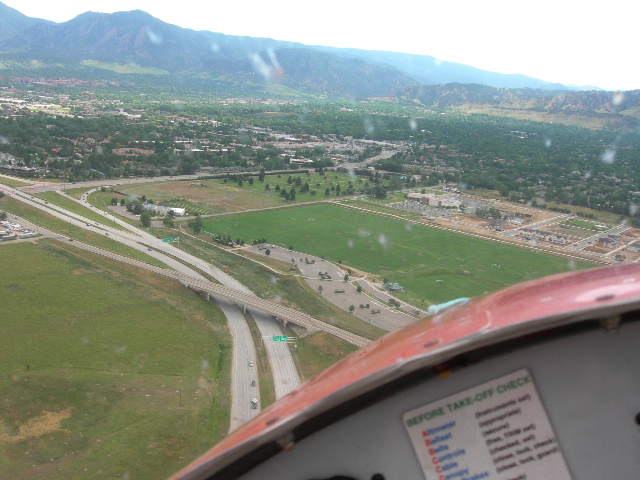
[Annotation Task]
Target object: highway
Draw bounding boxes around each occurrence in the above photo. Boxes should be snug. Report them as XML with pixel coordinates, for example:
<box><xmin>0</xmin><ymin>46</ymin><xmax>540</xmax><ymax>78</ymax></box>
<box><xmin>1</xmin><ymin>181</ymin><xmax>370</xmax><ymax>429</ymax></box>
<box><xmin>1</xmin><ymin>183</ymin><xmax>268</xmax><ymax>430</ymax></box>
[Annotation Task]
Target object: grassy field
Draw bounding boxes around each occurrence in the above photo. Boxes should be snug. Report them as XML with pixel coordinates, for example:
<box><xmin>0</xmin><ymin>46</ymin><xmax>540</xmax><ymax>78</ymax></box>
<box><xmin>201</xmin><ymin>204</ymin><xmax>595</xmax><ymax>306</ymax></box>
<box><xmin>115</xmin><ymin>173</ymin><xmax>368</xmax><ymax>213</ymax></box>
<box><xmin>80</xmin><ymin>60</ymin><xmax>170</xmax><ymax>75</ymax></box>
<box><xmin>0</xmin><ymin>241</ymin><xmax>232</xmax><ymax>480</ymax></box>
<box><xmin>285</xmin><ymin>329</ymin><xmax>359</xmax><ymax>381</ymax></box>
<box><xmin>454</xmin><ymin>105</ymin><xmax>631</xmax><ymax>131</ymax></box>
<box><xmin>63</xmin><ymin>187</ymin><xmax>91</xmax><ymax>200</ymax></box>
<box><xmin>559</xmin><ymin>218</ymin><xmax>609</xmax><ymax>231</ymax></box>
<box><xmin>0</xmin><ymin>196</ymin><xmax>167</xmax><ymax>268</ymax></box>
<box><xmin>0</xmin><ymin>176</ymin><xmax>31</xmax><ymax>187</ymax></box>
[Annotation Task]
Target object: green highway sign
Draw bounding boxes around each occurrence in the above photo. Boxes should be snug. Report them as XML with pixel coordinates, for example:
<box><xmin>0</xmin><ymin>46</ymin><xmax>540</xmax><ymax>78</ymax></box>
<box><xmin>272</xmin><ymin>335</ymin><xmax>287</xmax><ymax>342</ymax></box>
<box><xmin>170</xmin><ymin>237</ymin><xmax>175</xmax><ymax>242</ymax></box>
<box><xmin>162</xmin><ymin>238</ymin><xmax>168</xmax><ymax>242</ymax></box>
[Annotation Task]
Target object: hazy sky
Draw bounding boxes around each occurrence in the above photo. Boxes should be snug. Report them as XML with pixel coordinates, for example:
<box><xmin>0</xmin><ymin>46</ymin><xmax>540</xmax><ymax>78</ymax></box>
<box><xmin>4</xmin><ymin>0</ymin><xmax>639</xmax><ymax>91</ymax></box>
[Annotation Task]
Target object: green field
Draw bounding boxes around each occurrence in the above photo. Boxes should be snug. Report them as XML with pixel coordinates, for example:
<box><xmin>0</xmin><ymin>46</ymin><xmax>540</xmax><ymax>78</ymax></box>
<box><xmin>559</xmin><ymin>218</ymin><xmax>608</xmax><ymax>231</ymax></box>
<box><xmin>80</xmin><ymin>60</ymin><xmax>170</xmax><ymax>75</ymax></box>
<box><xmin>0</xmin><ymin>241</ymin><xmax>232</xmax><ymax>479</ymax></box>
<box><xmin>0</xmin><ymin>177</ymin><xmax>31</xmax><ymax>188</ymax></box>
<box><xmin>202</xmin><ymin>204</ymin><xmax>595</xmax><ymax>306</ymax></box>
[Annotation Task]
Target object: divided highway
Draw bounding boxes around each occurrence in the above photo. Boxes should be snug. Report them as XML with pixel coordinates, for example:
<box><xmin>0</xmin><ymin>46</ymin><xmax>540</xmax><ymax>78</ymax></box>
<box><xmin>1</xmin><ymin>181</ymin><xmax>371</xmax><ymax>430</ymax></box>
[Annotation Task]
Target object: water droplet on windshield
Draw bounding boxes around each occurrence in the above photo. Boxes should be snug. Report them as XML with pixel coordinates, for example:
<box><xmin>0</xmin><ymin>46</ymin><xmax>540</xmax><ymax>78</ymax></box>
<box><xmin>612</xmin><ymin>91</ymin><xmax>624</xmax><ymax>105</ymax></box>
<box><xmin>409</xmin><ymin>118</ymin><xmax>417</xmax><ymax>131</ymax></box>
<box><xmin>145</xmin><ymin>27</ymin><xmax>163</xmax><ymax>45</ymax></box>
<box><xmin>347</xmin><ymin>239</ymin><xmax>354</xmax><ymax>248</ymax></box>
<box><xmin>0</xmin><ymin>136</ymin><xmax>9</xmax><ymax>144</ymax></box>
<box><xmin>544</xmin><ymin>137</ymin><xmax>552</xmax><ymax>148</ymax></box>
<box><xmin>601</xmin><ymin>148</ymin><xmax>616</xmax><ymax>164</ymax></box>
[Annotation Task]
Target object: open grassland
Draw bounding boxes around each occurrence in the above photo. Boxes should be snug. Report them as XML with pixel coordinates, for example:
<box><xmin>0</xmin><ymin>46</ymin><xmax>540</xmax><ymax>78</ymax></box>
<box><xmin>0</xmin><ymin>196</ymin><xmax>167</xmax><ymax>268</ymax></box>
<box><xmin>116</xmin><ymin>172</ymin><xmax>365</xmax><ymax>213</ymax></box>
<box><xmin>0</xmin><ymin>241</ymin><xmax>232</xmax><ymax>480</ymax></box>
<box><xmin>116</xmin><ymin>180</ymin><xmax>281</xmax><ymax>214</ymax></box>
<box><xmin>285</xmin><ymin>329</ymin><xmax>359</xmax><ymax>381</ymax></box>
<box><xmin>0</xmin><ymin>176</ymin><xmax>31</xmax><ymax>187</ymax></box>
<box><xmin>204</xmin><ymin>171</ymin><xmax>367</xmax><ymax>204</ymax></box>
<box><xmin>63</xmin><ymin>187</ymin><xmax>91</xmax><ymax>199</ymax></box>
<box><xmin>454</xmin><ymin>105</ymin><xmax>631</xmax><ymax>130</ymax></box>
<box><xmin>202</xmin><ymin>204</ymin><xmax>595</xmax><ymax>306</ymax></box>
<box><xmin>80</xmin><ymin>60</ymin><xmax>170</xmax><ymax>75</ymax></box>
<box><xmin>559</xmin><ymin>218</ymin><xmax>609</xmax><ymax>231</ymax></box>
<box><xmin>156</xmin><ymin>227</ymin><xmax>386</xmax><ymax>340</ymax></box>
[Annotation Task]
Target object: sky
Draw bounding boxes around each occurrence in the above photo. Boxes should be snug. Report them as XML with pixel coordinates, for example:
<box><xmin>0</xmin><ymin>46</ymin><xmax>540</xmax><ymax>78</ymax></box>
<box><xmin>4</xmin><ymin>0</ymin><xmax>639</xmax><ymax>91</ymax></box>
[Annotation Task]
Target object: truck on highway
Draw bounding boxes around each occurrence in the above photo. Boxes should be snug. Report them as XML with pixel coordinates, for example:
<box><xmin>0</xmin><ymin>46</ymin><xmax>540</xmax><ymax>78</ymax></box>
<box><xmin>251</xmin><ymin>397</ymin><xmax>258</xmax><ymax>409</ymax></box>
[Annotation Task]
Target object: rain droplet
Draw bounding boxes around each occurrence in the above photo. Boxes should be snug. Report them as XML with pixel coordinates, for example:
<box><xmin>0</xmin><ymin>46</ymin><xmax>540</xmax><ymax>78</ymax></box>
<box><xmin>544</xmin><ymin>138</ymin><xmax>552</xmax><ymax>148</ymax></box>
<box><xmin>0</xmin><ymin>136</ymin><xmax>9</xmax><ymax>144</ymax></box>
<box><xmin>210</xmin><ymin>42</ymin><xmax>220</xmax><ymax>53</ymax></box>
<box><xmin>378</xmin><ymin>234</ymin><xmax>387</xmax><ymax>248</ymax></box>
<box><xmin>630</xmin><ymin>204</ymin><xmax>638</xmax><ymax>216</ymax></box>
<box><xmin>612</xmin><ymin>91</ymin><xmax>624</xmax><ymax>106</ymax></box>
<box><xmin>404</xmin><ymin>223</ymin><xmax>412</xmax><ymax>231</ymax></box>
<box><xmin>273</xmin><ymin>295</ymin><xmax>282</xmax><ymax>303</ymax></box>
<box><xmin>269</xmin><ymin>276</ymin><xmax>277</xmax><ymax>285</ymax></box>
<box><xmin>200</xmin><ymin>360</ymin><xmax>208</xmax><ymax>370</ymax></box>
<box><xmin>364</xmin><ymin>117</ymin><xmax>375</xmax><ymax>135</ymax></box>
<box><xmin>458</xmin><ymin>183</ymin><xmax>467</xmax><ymax>190</ymax></box>
<box><xmin>358</xmin><ymin>229</ymin><xmax>370</xmax><ymax>238</ymax></box>
<box><xmin>145</xmin><ymin>27</ymin><xmax>163</xmax><ymax>45</ymax></box>
<box><xmin>95</xmin><ymin>146</ymin><xmax>103</xmax><ymax>154</ymax></box>
<box><xmin>567</xmin><ymin>259</ymin><xmax>576</xmax><ymax>270</ymax></box>
<box><xmin>601</xmin><ymin>148</ymin><xmax>616</xmax><ymax>164</ymax></box>
<box><xmin>347</xmin><ymin>239</ymin><xmax>354</xmax><ymax>248</ymax></box>
<box><xmin>409</xmin><ymin>118</ymin><xmax>417</xmax><ymax>131</ymax></box>
<box><xmin>434</xmin><ymin>58</ymin><xmax>443</xmax><ymax>67</ymax></box>
<box><xmin>584</xmin><ymin>171</ymin><xmax>591</xmax><ymax>179</ymax></box>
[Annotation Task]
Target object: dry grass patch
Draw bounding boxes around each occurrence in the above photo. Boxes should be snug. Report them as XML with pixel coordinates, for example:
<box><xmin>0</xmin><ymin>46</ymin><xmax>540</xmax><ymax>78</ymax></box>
<box><xmin>0</xmin><ymin>409</ymin><xmax>73</xmax><ymax>445</ymax></box>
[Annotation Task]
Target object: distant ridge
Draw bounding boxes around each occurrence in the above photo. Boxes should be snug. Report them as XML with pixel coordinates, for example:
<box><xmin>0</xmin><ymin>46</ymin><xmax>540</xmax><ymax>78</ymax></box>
<box><xmin>0</xmin><ymin>2</ymin><xmax>605</xmax><ymax>97</ymax></box>
<box><xmin>0</xmin><ymin>1</ymin><xmax>51</xmax><ymax>41</ymax></box>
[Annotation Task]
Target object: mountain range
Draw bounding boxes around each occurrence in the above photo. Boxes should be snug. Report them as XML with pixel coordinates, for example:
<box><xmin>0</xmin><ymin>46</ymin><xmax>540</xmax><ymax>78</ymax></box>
<box><xmin>0</xmin><ymin>1</ymin><xmax>608</xmax><ymax>100</ymax></box>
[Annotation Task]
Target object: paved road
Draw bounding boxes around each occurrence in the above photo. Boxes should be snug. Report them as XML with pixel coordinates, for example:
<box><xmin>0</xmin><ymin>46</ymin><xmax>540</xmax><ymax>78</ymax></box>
<box><xmin>568</xmin><ymin>224</ymin><xmax>631</xmax><ymax>252</ymax></box>
<box><xmin>248</xmin><ymin>245</ymin><xmax>419</xmax><ymax>332</ymax></box>
<box><xmin>499</xmin><ymin>214</ymin><xmax>571</xmax><ymax>238</ymax></box>
<box><xmin>1</xmin><ymin>184</ymin><xmax>266</xmax><ymax>429</ymax></box>
<box><xmin>4</xmin><ymin>183</ymin><xmax>376</xmax><ymax>427</ymax></box>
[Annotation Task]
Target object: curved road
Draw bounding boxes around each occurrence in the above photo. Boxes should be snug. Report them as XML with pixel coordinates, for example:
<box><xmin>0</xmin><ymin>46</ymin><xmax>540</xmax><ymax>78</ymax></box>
<box><xmin>2</xmin><ymin>182</ymin><xmax>371</xmax><ymax>430</ymax></box>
